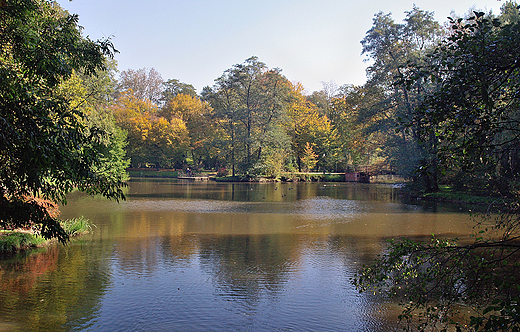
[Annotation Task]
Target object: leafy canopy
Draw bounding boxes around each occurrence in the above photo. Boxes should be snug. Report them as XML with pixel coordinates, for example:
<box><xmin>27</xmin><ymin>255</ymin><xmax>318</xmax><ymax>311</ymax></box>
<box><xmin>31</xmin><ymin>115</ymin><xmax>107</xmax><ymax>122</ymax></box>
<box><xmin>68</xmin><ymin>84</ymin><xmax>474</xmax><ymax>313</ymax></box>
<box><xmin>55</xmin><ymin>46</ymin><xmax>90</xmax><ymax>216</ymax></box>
<box><xmin>355</xmin><ymin>4</ymin><xmax>520</xmax><ymax>331</ymax></box>
<box><xmin>0</xmin><ymin>0</ymin><xmax>126</xmax><ymax>241</ymax></box>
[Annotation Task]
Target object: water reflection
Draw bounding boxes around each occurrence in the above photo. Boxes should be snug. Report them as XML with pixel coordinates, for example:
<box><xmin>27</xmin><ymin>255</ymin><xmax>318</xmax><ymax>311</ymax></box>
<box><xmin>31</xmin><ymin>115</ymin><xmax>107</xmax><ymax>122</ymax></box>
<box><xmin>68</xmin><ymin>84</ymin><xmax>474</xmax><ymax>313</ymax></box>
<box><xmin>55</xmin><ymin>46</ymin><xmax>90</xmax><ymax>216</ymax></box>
<box><xmin>0</xmin><ymin>241</ymin><xmax>113</xmax><ymax>332</ymax></box>
<box><xmin>0</xmin><ymin>180</ymin><xmax>475</xmax><ymax>331</ymax></box>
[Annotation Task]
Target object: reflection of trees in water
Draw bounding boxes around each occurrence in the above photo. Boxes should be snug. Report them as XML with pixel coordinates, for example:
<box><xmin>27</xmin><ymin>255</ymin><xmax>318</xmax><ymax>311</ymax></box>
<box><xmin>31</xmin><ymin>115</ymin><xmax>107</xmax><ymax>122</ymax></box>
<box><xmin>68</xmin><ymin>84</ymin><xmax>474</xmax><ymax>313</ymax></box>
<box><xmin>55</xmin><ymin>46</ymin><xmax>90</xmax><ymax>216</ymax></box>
<box><xmin>0</xmin><ymin>247</ymin><xmax>58</xmax><ymax>294</ymax></box>
<box><xmin>126</xmin><ymin>180</ymin><xmax>408</xmax><ymax>203</ymax></box>
<box><xmin>325</xmin><ymin>236</ymin><xmax>401</xmax><ymax>331</ymax></box>
<box><xmin>198</xmin><ymin>235</ymin><xmax>298</xmax><ymax>304</ymax></box>
<box><xmin>113</xmin><ymin>237</ymin><xmax>163</xmax><ymax>274</ymax></box>
<box><xmin>0</xmin><ymin>241</ymin><xmax>113</xmax><ymax>331</ymax></box>
<box><xmin>196</xmin><ymin>234</ymin><xmax>400</xmax><ymax>331</ymax></box>
<box><xmin>111</xmin><ymin>212</ymin><xmax>199</xmax><ymax>273</ymax></box>
<box><xmin>160</xmin><ymin>235</ymin><xmax>199</xmax><ymax>263</ymax></box>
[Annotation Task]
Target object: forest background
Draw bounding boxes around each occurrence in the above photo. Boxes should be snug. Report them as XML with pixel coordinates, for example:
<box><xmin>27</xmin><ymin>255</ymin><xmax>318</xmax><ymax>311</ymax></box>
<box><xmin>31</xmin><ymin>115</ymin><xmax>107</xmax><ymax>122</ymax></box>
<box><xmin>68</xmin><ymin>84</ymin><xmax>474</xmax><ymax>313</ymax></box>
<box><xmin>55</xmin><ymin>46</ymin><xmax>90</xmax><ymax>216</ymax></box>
<box><xmin>107</xmin><ymin>1</ymin><xmax>519</xmax><ymax>198</ymax></box>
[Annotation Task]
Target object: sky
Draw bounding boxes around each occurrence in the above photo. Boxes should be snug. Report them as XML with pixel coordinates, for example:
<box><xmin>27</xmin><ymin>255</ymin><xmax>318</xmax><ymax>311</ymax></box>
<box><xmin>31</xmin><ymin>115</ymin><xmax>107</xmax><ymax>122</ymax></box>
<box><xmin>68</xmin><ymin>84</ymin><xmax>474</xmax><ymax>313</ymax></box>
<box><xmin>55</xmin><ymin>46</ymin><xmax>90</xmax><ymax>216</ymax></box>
<box><xmin>56</xmin><ymin>0</ymin><xmax>505</xmax><ymax>94</ymax></box>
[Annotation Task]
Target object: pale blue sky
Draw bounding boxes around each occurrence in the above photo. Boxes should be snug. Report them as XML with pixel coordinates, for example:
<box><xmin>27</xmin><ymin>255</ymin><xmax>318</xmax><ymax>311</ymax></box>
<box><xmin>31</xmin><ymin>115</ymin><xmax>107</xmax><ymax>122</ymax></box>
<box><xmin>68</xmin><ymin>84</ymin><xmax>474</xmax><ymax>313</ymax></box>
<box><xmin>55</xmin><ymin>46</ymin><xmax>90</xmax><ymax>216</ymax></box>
<box><xmin>57</xmin><ymin>0</ymin><xmax>504</xmax><ymax>94</ymax></box>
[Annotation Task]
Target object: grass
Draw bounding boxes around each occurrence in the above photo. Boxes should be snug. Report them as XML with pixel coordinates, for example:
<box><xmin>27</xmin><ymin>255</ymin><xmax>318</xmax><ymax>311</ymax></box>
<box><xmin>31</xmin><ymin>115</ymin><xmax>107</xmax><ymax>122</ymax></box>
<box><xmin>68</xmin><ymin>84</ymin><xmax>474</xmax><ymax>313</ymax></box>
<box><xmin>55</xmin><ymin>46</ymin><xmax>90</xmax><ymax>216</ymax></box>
<box><xmin>215</xmin><ymin>173</ymin><xmax>349</xmax><ymax>182</ymax></box>
<box><xmin>128</xmin><ymin>169</ymin><xmax>179</xmax><ymax>178</ymax></box>
<box><xmin>61</xmin><ymin>216</ymin><xmax>93</xmax><ymax>236</ymax></box>
<box><xmin>0</xmin><ymin>231</ymin><xmax>47</xmax><ymax>253</ymax></box>
<box><xmin>421</xmin><ymin>185</ymin><xmax>501</xmax><ymax>205</ymax></box>
<box><xmin>0</xmin><ymin>216</ymin><xmax>93</xmax><ymax>254</ymax></box>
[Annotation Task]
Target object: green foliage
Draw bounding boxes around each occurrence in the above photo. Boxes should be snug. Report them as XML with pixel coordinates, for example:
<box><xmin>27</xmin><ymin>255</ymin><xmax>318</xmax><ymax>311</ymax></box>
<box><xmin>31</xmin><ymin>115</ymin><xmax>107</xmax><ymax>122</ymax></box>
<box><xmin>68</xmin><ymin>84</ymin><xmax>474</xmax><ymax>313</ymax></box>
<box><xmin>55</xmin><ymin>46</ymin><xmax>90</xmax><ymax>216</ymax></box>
<box><xmin>422</xmin><ymin>186</ymin><xmax>501</xmax><ymax>205</ymax></box>
<box><xmin>408</xmin><ymin>5</ymin><xmax>520</xmax><ymax>197</ymax></box>
<box><xmin>355</xmin><ymin>4</ymin><xmax>520</xmax><ymax>331</ymax></box>
<box><xmin>162</xmin><ymin>78</ymin><xmax>198</xmax><ymax>101</ymax></box>
<box><xmin>358</xmin><ymin>6</ymin><xmax>444</xmax><ymax>187</ymax></box>
<box><xmin>354</xmin><ymin>228</ymin><xmax>520</xmax><ymax>331</ymax></box>
<box><xmin>0</xmin><ymin>232</ymin><xmax>46</xmax><ymax>253</ymax></box>
<box><xmin>321</xmin><ymin>174</ymin><xmax>345</xmax><ymax>182</ymax></box>
<box><xmin>60</xmin><ymin>216</ymin><xmax>92</xmax><ymax>236</ymax></box>
<box><xmin>202</xmin><ymin>56</ymin><xmax>293</xmax><ymax>176</ymax></box>
<box><xmin>0</xmin><ymin>217</ymin><xmax>92</xmax><ymax>253</ymax></box>
<box><xmin>0</xmin><ymin>0</ymin><xmax>125</xmax><ymax>242</ymax></box>
<box><xmin>59</xmin><ymin>69</ymin><xmax>131</xmax><ymax>184</ymax></box>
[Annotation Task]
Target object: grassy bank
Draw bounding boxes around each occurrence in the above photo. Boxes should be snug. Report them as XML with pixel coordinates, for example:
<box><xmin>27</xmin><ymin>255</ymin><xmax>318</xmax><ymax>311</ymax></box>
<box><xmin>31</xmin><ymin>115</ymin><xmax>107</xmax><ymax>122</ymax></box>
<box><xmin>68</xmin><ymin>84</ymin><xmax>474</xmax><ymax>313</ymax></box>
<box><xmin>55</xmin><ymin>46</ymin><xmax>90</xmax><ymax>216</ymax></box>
<box><xmin>128</xmin><ymin>169</ymin><xmax>407</xmax><ymax>184</ymax></box>
<box><xmin>419</xmin><ymin>185</ymin><xmax>502</xmax><ymax>205</ymax></box>
<box><xmin>0</xmin><ymin>217</ymin><xmax>93</xmax><ymax>254</ymax></box>
<box><xmin>128</xmin><ymin>169</ymin><xmax>180</xmax><ymax>178</ymax></box>
<box><xmin>214</xmin><ymin>173</ymin><xmax>348</xmax><ymax>182</ymax></box>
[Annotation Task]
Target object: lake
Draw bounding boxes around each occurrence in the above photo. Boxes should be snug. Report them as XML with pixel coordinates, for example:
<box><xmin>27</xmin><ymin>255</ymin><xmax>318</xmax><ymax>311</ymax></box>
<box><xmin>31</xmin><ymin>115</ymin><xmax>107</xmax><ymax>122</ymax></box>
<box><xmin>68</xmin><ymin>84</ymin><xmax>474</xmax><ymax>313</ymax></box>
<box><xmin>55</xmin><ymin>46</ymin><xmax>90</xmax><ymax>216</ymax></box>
<box><xmin>0</xmin><ymin>179</ymin><xmax>475</xmax><ymax>331</ymax></box>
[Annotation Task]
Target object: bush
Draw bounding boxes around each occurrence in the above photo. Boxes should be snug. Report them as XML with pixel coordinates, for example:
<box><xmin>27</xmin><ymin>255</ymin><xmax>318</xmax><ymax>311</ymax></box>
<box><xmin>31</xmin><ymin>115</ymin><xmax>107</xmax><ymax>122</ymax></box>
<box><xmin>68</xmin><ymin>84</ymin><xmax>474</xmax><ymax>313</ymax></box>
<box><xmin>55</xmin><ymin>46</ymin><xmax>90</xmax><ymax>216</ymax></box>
<box><xmin>0</xmin><ymin>232</ymin><xmax>47</xmax><ymax>253</ymax></box>
<box><xmin>61</xmin><ymin>217</ymin><xmax>92</xmax><ymax>236</ymax></box>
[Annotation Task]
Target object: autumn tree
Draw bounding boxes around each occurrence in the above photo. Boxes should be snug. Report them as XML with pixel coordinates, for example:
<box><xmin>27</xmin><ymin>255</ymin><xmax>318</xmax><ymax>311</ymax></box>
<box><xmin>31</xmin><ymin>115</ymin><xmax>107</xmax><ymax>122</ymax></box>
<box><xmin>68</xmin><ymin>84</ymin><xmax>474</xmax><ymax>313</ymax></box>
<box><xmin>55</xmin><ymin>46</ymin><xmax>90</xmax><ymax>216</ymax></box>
<box><xmin>113</xmin><ymin>91</ymin><xmax>189</xmax><ymax>168</ymax></box>
<box><xmin>160</xmin><ymin>93</ymin><xmax>221</xmax><ymax>169</ymax></box>
<box><xmin>300</xmin><ymin>142</ymin><xmax>318</xmax><ymax>172</ymax></box>
<box><xmin>287</xmin><ymin>83</ymin><xmax>338</xmax><ymax>172</ymax></box>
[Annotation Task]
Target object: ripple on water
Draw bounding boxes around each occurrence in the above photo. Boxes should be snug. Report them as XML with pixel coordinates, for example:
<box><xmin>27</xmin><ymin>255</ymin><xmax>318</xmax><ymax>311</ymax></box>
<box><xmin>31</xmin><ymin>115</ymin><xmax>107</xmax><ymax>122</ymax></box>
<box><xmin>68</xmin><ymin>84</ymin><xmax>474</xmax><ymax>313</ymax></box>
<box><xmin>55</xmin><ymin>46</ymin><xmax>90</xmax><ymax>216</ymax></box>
<box><xmin>120</xmin><ymin>196</ymin><xmax>372</xmax><ymax>219</ymax></box>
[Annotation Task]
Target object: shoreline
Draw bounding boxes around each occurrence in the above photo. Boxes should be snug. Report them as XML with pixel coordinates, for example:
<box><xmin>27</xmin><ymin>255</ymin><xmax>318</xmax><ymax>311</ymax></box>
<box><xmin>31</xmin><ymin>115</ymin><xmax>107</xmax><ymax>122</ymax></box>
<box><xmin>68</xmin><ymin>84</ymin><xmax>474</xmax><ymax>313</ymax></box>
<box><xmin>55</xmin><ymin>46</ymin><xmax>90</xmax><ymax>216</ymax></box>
<box><xmin>0</xmin><ymin>217</ymin><xmax>92</xmax><ymax>255</ymax></box>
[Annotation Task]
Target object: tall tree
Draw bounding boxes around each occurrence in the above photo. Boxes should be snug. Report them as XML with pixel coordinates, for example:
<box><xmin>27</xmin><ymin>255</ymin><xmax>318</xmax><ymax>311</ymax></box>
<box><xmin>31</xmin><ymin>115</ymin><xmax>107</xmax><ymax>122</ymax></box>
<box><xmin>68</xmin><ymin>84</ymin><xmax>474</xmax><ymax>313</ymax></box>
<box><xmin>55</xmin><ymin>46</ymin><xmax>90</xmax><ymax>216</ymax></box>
<box><xmin>201</xmin><ymin>82</ymin><xmax>241</xmax><ymax>176</ymax></box>
<box><xmin>355</xmin><ymin>4</ymin><xmax>520</xmax><ymax>331</ymax></box>
<box><xmin>409</xmin><ymin>8</ymin><xmax>520</xmax><ymax>196</ymax></box>
<box><xmin>203</xmin><ymin>57</ymin><xmax>292</xmax><ymax>176</ymax></box>
<box><xmin>0</xmin><ymin>0</ymin><xmax>124</xmax><ymax>241</ymax></box>
<box><xmin>359</xmin><ymin>6</ymin><xmax>443</xmax><ymax>188</ymax></box>
<box><xmin>118</xmin><ymin>67</ymin><xmax>163</xmax><ymax>105</ymax></box>
<box><xmin>162</xmin><ymin>79</ymin><xmax>197</xmax><ymax>101</ymax></box>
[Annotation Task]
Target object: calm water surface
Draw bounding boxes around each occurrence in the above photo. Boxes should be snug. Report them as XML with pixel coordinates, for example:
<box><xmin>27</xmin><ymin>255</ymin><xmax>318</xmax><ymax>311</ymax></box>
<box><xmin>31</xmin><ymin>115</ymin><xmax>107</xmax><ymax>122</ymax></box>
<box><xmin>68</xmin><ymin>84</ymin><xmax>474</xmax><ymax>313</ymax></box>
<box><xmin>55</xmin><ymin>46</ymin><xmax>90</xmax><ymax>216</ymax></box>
<box><xmin>0</xmin><ymin>180</ymin><xmax>475</xmax><ymax>331</ymax></box>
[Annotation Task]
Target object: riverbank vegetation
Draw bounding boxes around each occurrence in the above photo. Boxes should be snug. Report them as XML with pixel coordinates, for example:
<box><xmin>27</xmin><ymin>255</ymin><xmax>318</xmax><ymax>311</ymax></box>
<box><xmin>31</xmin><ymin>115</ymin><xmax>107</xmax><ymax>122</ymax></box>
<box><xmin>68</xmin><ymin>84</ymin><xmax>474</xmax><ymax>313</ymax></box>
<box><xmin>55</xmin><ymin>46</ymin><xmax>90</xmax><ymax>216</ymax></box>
<box><xmin>2</xmin><ymin>0</ymin><xmax>520</xmax><ymax>330</ymax></box>
<box><xmin>353</xmin><ymin>3</ymin><xmax>520</xmax><ymax>331</ymax></box>
<box><xmin>0</xmin><ymin>217</ymin><xmax>93</xmax><ymax>253</ymax></box>
<box><xmin>0</xmin><ymin>0</ymin><xmax>129</xmax><ymax>243</ymax></box>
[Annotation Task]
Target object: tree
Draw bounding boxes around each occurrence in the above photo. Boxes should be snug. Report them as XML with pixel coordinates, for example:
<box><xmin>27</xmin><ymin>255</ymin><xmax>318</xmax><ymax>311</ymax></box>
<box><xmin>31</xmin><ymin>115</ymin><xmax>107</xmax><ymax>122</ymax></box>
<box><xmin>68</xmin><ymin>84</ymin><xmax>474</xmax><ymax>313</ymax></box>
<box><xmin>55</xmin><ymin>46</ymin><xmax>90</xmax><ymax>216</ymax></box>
<box><xmin>160</xmin><ymin>93</ymin><xmax>221</xmax><ymax>169</ymax></box>
<box><xmin>409</xmin><ymin>8</ymin><xmax>520</xmax><ymax>196</ymax></box>
<box><xmin>307</xmin><ymin>80</ymin><xmax>339</xmax><ymax>117</ymax></box>
<box><xmin>201</xmin><ymin>82</ymin><xmax>241</xmax><ymax>176</ymax></box>
<box><xmin>118</xmin><ymin>67</ymin><xmax>164</xmax><ymax>105</ymax></box>
<box><xmin>359</xmin><ymin>6</ymin><xmax>443</xmax><ymax>186</ymax></box>
<box><xmin>203</xmin><ymin>56</ymin><xmax>293</xmax><ymax>176</ymax></box>
<box><xmin>300</xmin><ymin>142</ymin><xmax>318</xmax><ymax>172</ymax></box>
<box><xmin>162</xmin><ymin>79</ymin><xmax>197</xmax><ymax>101</ymax></box>
<box><xmin>287</xmin><ymin>83</ymin><xmax>338</xmax><ymax>172</ymax></box>
<box><xmin>58</xmin><ymin>68</ymin><xmax>130</xmax><ymax>185</ymax></box>
<box><xmin>113</xmin><ymin>91</ymin><xmax>190</xmax><ymax>168</ymax></box>
<box><xmin>0</xmin><ymin>0</ymin><xmax>124</xmax><ymax>241</ymax></box>
<box><xmin>354</xmin><ymin>4</ymin><xmax>520</xmax><ymax>331</ymax></box>
<box><xmin>330</xmin><ymin>84</ymin><xmax>385</xmax><ymax>172</ymax></box>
